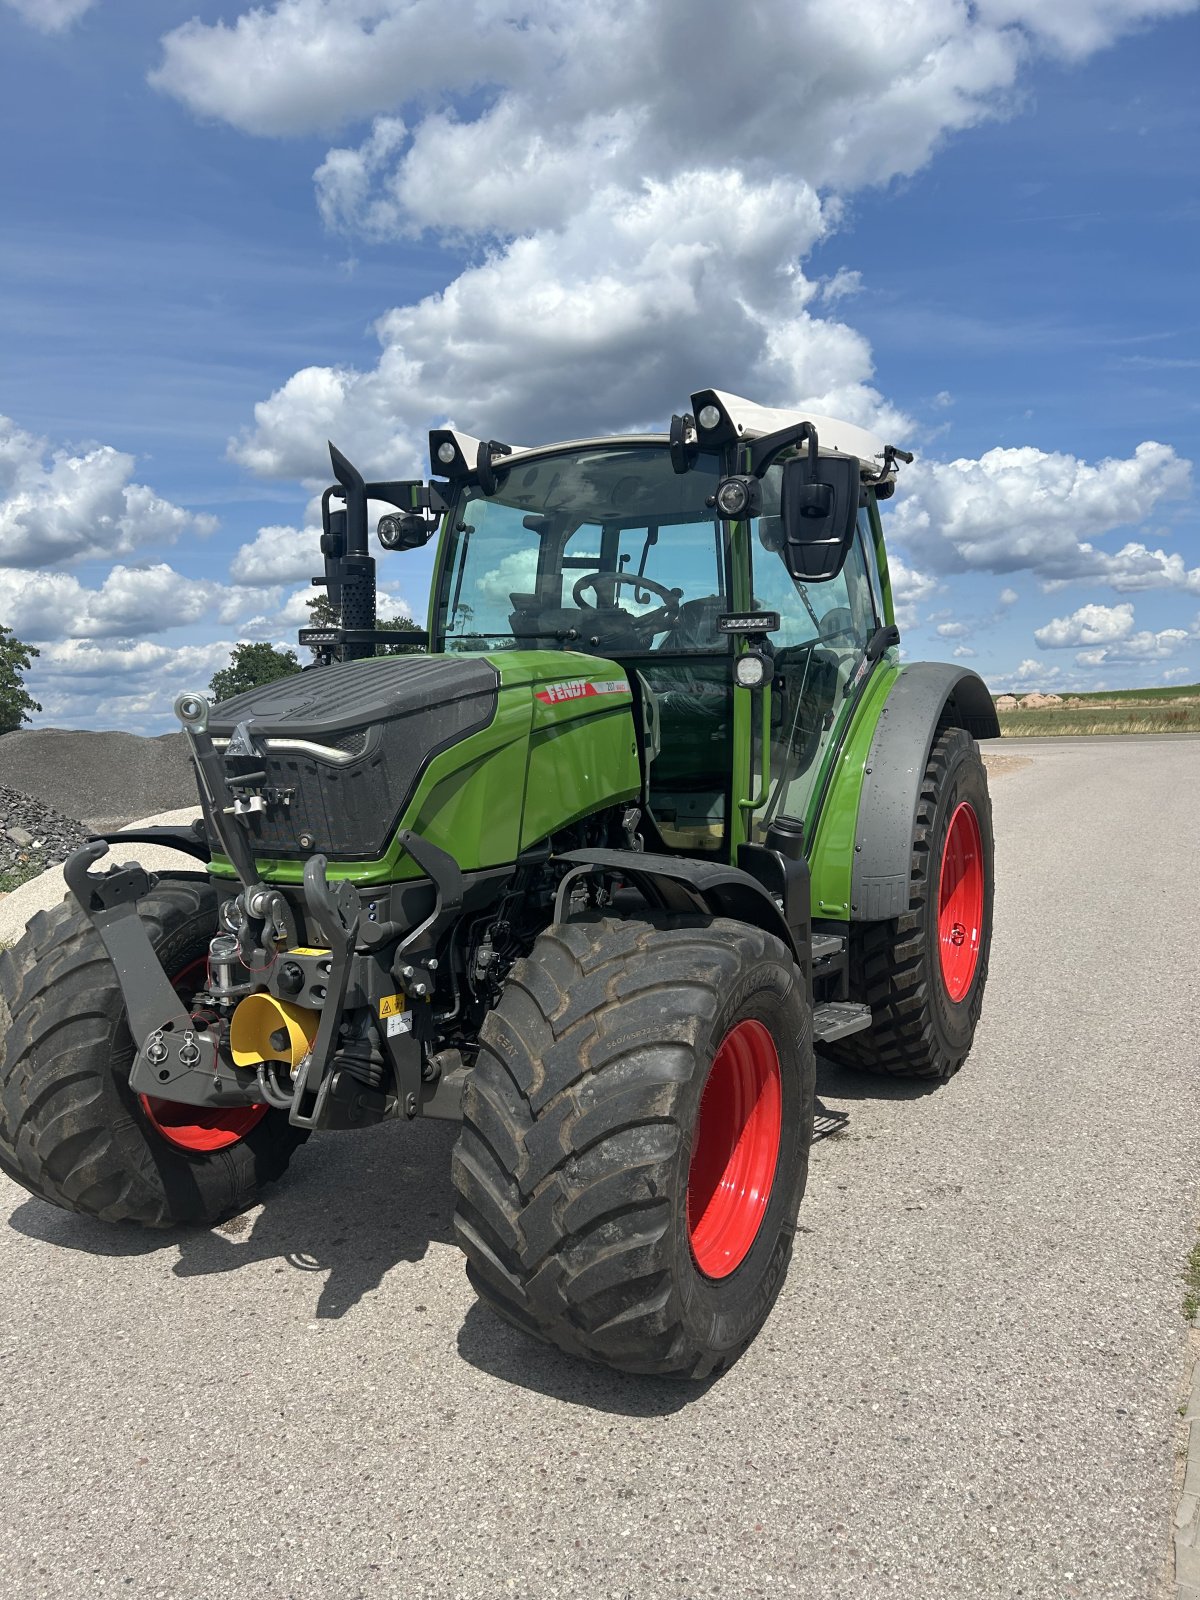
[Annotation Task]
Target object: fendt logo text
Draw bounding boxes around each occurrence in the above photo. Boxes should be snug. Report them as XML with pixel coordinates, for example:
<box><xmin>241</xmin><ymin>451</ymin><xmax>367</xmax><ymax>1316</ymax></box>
<box><xmin>534</xmin><ymin>679</ymin><xmax>632</xmax><ymax>705</ymax></box>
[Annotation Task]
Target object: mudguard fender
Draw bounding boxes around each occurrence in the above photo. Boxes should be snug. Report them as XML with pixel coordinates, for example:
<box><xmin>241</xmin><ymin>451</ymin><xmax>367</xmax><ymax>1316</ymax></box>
<box><xmin>553</xmin><ymin>846</ymin><xmax>810</xmax><ymax>979</ymax></box>
<box><xmin>850</xmin><ymin>663</ymin><xmax>999</xmax><ymax>922</ymax></box>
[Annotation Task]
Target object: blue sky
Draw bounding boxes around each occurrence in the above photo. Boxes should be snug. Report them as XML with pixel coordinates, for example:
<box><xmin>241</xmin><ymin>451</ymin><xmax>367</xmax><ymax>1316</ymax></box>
<box><xmin>1</xmin><ymin>0</ymin><xmax>1197</xmax><ymax>730</ymax></box>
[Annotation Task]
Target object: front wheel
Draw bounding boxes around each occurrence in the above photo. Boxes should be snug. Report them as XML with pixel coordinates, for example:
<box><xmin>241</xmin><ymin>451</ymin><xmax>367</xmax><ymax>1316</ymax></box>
<box><xmin>451</xmin><ymin>915</ymin><xmax>815</xmax><ymax>1378</ymax></box>
<box><xmin>826</xmin><ymin>724</ymin><xmax>994</xmax><ymax>1080</ymax></box>
<box><xmin>0</xmin><ymin>879</ymin><xmax>306</xmax><ymax>1228</ymax></box>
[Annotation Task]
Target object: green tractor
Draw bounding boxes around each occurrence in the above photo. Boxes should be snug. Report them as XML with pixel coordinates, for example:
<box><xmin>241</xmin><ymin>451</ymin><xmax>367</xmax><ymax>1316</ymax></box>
<box><xmin>0</xmin><ymin>389</ymin><xmax>997</xmax><ymax>1378</ymax></box>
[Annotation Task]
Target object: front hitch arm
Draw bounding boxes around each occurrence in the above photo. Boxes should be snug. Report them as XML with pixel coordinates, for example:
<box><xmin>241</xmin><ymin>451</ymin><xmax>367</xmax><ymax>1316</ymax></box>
<box><xmin>63</xmin><ymin>842</ymin><xmax>263</xmax><ymax>1110</ymax></box>
<box><xmin>285</xmin><ymin>853</ymin><xmax>362</xmax><ymax>1129</ymax></box>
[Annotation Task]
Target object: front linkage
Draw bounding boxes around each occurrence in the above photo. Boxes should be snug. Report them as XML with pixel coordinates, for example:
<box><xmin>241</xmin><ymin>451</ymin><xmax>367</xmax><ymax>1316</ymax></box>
<box><xmin>62</xmin><ymin>690</ymin><xmax>459</xmax><ymax>1136</ymax></box>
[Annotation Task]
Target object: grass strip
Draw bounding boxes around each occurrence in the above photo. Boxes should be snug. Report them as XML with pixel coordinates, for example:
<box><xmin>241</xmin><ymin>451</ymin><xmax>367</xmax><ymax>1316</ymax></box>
<box><xmin>998</xmin><ymin>705</ymin><xmax>1200</xmax><ymax>737</ymax></box>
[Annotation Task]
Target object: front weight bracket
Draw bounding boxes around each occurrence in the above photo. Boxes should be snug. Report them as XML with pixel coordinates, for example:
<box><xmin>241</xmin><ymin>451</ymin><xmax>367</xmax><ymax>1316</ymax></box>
<box><xmin>63</xmin><ymin>841</ymin><xmax>265</xmax><ymax>1111</ymax></box>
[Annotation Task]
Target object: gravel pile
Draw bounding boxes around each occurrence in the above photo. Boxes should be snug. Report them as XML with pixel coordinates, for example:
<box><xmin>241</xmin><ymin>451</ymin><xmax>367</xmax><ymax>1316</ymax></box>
<box><xmin>0</xmin><ymin>729</ymin><xmax>196</xmax><ymax>831</ymax></box>
<box><xmin>0</xmin><ymin>782</ymin><xmax>92</xmax><ymax>881</ymax></box>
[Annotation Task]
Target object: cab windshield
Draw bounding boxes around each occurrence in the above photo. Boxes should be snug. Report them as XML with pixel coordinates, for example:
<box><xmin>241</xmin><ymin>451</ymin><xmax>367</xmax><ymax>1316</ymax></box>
<box><xmin>434</xmin><ymin>444</ymin><xmax>729</xmax><ymax>656</ymax></box>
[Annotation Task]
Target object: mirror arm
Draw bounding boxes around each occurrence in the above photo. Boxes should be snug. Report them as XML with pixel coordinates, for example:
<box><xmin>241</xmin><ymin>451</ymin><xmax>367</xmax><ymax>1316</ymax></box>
<box><xmin>865</xmin><ymin>623</ymin><xmax>901</xmax><ymax>662</ymax></box>
<box><xmin>749</xmin><ymin>420</ymin><xmax>820</xmax><ymax>479</ymax></box>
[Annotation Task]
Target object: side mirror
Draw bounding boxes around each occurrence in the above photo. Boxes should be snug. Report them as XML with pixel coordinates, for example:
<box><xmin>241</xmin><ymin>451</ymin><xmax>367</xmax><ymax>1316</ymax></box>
<box><xmin>778</xmin><ymin>451</ymin><xmax>860</xmax><ymax>582</ymax></box>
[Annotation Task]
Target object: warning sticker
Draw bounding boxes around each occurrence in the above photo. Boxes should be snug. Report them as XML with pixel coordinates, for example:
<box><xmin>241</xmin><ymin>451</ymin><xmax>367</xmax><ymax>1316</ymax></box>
<box><xmin>386</xmin><ymin>1012</ymin><xmax>413</xmax><ymax>1038</ymax></box>
<box><xmin>289</xmin><ymin>946</ymin><xmax>331</xmax><ymax>958</ymax></box>
<box><xmin>378</xmin><ymin>993</ymin><xmax>405</xmax><ymax>1018</ymax></box>
<box><xmin>534</xmin><ymin>678</ymin><xmax>631</xmax><ymax>706</ymax></box>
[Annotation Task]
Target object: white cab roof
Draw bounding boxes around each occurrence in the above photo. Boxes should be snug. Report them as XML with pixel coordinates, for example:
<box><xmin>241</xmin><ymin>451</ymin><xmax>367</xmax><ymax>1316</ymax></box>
<box><xmin>433</xmin><ymin>391</ymin><xmax>901</xmax><ymax>481</ymax></box>
<box><xmin>698</xmin><ymin>390</ymin><xmax>892</xmax><ymax>474</ymax></box>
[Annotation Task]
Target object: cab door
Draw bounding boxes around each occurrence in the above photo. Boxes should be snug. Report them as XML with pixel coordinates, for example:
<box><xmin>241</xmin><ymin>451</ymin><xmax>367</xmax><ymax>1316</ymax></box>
<box><xmin>749</xmin><ymin>509</ymin><xmax>880</xmax><ymax>843</ymax></box>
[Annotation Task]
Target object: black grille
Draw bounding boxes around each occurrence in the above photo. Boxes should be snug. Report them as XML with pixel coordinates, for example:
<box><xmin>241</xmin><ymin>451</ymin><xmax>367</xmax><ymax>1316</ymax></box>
<box><xmin>208</xmin><ymin>656</ymin><xmax>499</xmax><ymax>860</ymax></box>
<box><xmin>324</xmin><ymin>728</ymin><xmax>369</xmax><ymax>758</ymax></box>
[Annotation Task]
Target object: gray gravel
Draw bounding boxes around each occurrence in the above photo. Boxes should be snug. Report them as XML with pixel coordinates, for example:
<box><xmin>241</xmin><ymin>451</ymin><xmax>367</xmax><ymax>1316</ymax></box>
<box><xmin>0</xmin><ymin>784</ymin><xmax>91</xmax><ymax>878</ymax></box>
<box><xmin>0</xmin><ymin>728</ymin><xmax>195</xmax><ymax>830</ymax></box>
<box><xmin>0</xmin><ymin>807</ymin><xmax>202</xmax><ymax>948</ymax></box>
<box><xmin>0</xmin><ymin>735</ymin><xmax>1198</xmax><ymax>1600</ymax></box>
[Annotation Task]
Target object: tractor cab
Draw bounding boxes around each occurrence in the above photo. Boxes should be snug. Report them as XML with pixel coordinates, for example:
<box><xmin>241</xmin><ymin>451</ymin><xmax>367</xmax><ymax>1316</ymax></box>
<box><xmin>418</xmin><ymin>392</ymin><xmax>903</xmax><ymax>861</ymax></box>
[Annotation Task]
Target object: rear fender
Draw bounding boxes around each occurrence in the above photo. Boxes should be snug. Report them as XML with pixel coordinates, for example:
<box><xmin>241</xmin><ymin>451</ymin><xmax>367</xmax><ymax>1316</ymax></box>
<box><xmin>850</xmin><ymin>663</ymin><xmax>998</xmax><ymax>922</ymax></box>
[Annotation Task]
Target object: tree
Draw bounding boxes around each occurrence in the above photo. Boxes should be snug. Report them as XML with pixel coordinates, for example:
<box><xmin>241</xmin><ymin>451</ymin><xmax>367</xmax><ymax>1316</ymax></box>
<box><xmin>375</xmin><ymin>614</ymin><xmax>426</xmax><ymax>656</ymax></box>
<box><xmin>0</xmin><ymin>625</ymin><xmax>41</xmax><ymax>735</ymax></box>
<box><xmin>305</xmin><ymin>595</ymin><xmax>425</xmax><ymax>657</ymax></box>
<box><xmin>209</xmin><ymin>642</ymin><xmax>300</xmax><ymax>703</ymax></box>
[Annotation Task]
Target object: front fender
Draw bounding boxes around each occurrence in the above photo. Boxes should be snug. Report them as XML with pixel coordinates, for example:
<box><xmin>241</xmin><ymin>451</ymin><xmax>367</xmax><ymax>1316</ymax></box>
<box><xmin>552</xmin><ymin>846</ymin><xmax>810</xmax><ymax>975</ymax></box>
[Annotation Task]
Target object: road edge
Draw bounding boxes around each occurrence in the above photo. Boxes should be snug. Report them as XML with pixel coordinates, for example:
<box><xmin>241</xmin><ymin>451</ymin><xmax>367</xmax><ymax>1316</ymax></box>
<box><xmin>1170</xmin><ymin>1322</ymin><xmax>1200</xmax><ymax>1597</ymax></box>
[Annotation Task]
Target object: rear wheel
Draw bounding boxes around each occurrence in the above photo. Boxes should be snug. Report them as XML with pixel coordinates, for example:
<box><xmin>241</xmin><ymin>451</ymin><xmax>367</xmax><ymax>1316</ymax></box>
<box><xmin>0</xmin><ymin>879</ymin><xmax>305</xmax><ymax>1228</ymax></box>
<box><xmin>826</xmin><ymin>724</ymin><xmax>994</xmax><ymax>1080</ymax></box>
<box><xmin>452</xmin><ymin>915</ymin><xmax>815</xmax><ymax>1378</ymax></box>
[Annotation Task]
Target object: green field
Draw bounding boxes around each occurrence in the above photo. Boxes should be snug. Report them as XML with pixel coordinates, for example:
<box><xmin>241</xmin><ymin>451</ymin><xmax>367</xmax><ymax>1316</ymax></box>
<box><xmin>1050</xmin><ymin>682</ymin><xmax>1200</xmax><ymax>704</ymax></box>
<box><xmin>996</xmin><ymin>686</ymin><xmax>1200</xmax><ymax>737</ymax></box>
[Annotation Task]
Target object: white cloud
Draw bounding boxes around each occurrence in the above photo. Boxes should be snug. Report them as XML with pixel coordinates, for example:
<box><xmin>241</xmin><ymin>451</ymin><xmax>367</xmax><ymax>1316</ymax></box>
<box><xmin>0</xmin><ymin>563</ymin><xmax>231</xmax><ymax>641</ymax></box>
<box><xmin>314</xmin><ymin>116</ymin><xmax>409</xmax><ymax>236</ymax></box>
<box><xmin>936</xmin><ymin>621</ymin><xmax>970</xmax><ymax>638</ymax></box>
<box><xmin>233</xmin><ymin>170</ymin><xmax>909</xmax><ymax>479</ymax></box>
<box><xmin>1075</xmin><ymin>626</ymin><xmax>1192</xmax><ymax>665</ymax></box>
<box><xmin>36</xmin><ymin>638</ymin><xmax>228</xmax><ymax>680</ymax></box>
<box><xmin>888</xmin><ymin>553</ymin><xmax>940</xmax><ymax>631</ymax></box>
<box><xmin>0</xmin><ymin>415</ymin><xmax>216</xmax><ymax>568</ymax></box>
<box><xmin>1010</xmin><ymin>657</ymin><xmax>1062</xmax><ymax>684</ymax></box>
<box><xmin>154</xmin><ymin>2</ymin><xmax>1190</xmax><ymax>180</ymax></box>
<box><xmin>29</xmin><ymin>638</ymin><xmax>245</xmax><ymax>734</ymax></box>
<box><xmin>891</xmin><ymin>441</ymin><xmax>1194</xmax><ymax>589</ymax></box>
<box><xmin>952</xmin><ymin>643</ymin><xmax>977</xmax><ymax>657</ymax></box>
<box><xmin>1034</xmin><ymin>601</ymin><xmax>1135</xmax><ymax>647</ymax></box>
<box><xmin>150</xmin><ymin>0</ymin><xmax>1193</xmax><ymax>485</ymax></box>
<box><xmin>973</xmin><ymin>0</ymin><xmax>1196</xmax><ymax>58</ymax></box>
<box><xmin>1064</xmin><ymin>539</ymin><xmax>1200</xmax><ymax>594</ymax></box>
<box><xmin>229</xmin><ymin>523</ymin><xmax>321</xmax><ymax>584</ymax></box>
<box><xmin>819</xmin><ymin>269</ymin><xmax>863</xmax><ymax>306</ymax></box>
<box><xmin>2</xmin><ymin>0</ymin><xmax>94</xmax><ymax>32</ymax></box>
<box><xmin>998</xmin><ymin>586</ymin><xmax>1019</xmax><ymax>606</ymax></box>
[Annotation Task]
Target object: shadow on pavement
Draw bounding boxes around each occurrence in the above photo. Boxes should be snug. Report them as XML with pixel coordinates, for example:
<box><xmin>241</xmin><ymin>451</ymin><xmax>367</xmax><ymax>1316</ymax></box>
<box><xmin>6</xmin><ymin>1117</ymin><xmax>460</xmax><ymax>1321</ymax></box>
<box><xmin>815</xmin><ymin>1053</ymin><xmax>947</xmax><ymax>1104</ymax></box>
<box><xmin>5</xmin><ymin>1055</ymin><xmax>945</xmax><ymax>1405</ymax></box>
<box><xmin>456</xmin><ymin>1299</ymin><xmax>707</xmax><ymax>1417</ymax></box>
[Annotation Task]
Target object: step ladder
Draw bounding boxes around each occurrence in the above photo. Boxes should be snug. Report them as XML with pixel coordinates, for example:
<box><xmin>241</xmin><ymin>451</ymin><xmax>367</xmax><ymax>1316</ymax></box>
<box><xmin>808</xmin><ymin>929</ymin><xmax>871</xmax><ymax>1043</ymax></box>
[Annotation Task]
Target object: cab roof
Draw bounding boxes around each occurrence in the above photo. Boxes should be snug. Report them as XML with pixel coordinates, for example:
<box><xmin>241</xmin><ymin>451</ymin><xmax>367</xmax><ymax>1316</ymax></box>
<box><xmin>428</xmin><ymin>388</ymin><xmax>904</xmax><ymax>485</ymax></box>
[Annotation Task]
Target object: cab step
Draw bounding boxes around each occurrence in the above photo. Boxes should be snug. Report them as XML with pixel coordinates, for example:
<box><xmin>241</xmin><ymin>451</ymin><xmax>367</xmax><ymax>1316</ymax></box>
<box><xmin>812</xmin><ymin>1001</ymin><xmax>872</xmax><ymax>1043</ymax></box>
<box><xmin>811</xmin><ymin>931</ymin><xmax>846</xmax><ymax>965</ymax></box>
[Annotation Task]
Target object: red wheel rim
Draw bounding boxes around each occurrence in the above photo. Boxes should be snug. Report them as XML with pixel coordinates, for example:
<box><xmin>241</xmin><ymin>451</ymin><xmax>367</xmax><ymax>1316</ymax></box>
<box><xmin>138</xmin><ymin>955</ymin><xmax>269</xmax><ymax>1154</ymax></box>
<box><xmin>937</xmin><ymin>801</ymin><xmax>984</xmax><ymax>1003</ymax></box>
<box><xmin>687</xmin><ymin>1018</ymin><xmax>783</xmax><ymax>1280</ymax></box>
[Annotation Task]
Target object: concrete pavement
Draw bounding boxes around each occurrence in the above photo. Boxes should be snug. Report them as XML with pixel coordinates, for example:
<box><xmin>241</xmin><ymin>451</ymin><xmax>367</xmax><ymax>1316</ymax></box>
<box><xmin>1</xmin><ymin>736</ymin><xmax>1198</xmax><ymax>1599</ymax></box>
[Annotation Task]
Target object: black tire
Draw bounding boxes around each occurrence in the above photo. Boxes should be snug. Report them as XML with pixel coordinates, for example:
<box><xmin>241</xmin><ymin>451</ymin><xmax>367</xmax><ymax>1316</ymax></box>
<box><xmin>451</xmin><ymin>915</ymin><xmax>815</xmax><ymax>1378</ymax></box>
<box><xmin>0</xmin><ymin>879</ymin><xmax>306</xmax><ymax>1228</ymax></box>
<box><xmin>826</xmin><ymin>724</ymin><xmax>994</xmax><ymax>1080</ymax></box>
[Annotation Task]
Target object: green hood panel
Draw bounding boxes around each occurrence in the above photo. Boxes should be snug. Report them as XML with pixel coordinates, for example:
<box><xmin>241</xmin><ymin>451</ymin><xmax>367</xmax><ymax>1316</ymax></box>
<box><xmin>209</xmin><ymin>651</ymin><xmax>641</xmax><ymax>886</ymax></box>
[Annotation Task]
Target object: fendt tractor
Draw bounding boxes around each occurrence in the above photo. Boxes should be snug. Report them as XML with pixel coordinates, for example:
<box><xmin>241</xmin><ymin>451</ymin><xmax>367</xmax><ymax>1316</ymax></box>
<box><xmin>0</xmin><ymin>390</ymin><xmax>997</xmax><ymax>1377</ymax></box>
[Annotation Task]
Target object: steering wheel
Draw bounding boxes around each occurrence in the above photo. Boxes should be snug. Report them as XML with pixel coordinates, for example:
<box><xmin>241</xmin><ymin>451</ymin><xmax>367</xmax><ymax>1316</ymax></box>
<box><xmin>818</xmin><ymin>607</ymin><xmax>859</xmax><ymax>651</ymax></box>
<box><xmin>571</xmin><ymin>571</ymin><xmax>683</xmax><ymax>643</ymax></box>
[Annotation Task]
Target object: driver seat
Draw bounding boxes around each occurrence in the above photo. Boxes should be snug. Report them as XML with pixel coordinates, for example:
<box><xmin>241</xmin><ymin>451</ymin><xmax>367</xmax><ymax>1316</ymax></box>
<box><xmin>655</xmin><ymin>595</ymin><xmax>724</xmax><ymax>652</ymax></box>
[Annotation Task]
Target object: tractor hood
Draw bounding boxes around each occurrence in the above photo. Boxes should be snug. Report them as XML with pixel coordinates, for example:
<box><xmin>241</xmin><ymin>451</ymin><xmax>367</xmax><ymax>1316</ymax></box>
<box><xmin>202</xmin><ymin>651</ymin><xmax>642</xmax><ymax>881</ymax></box>
<box><xmin>206</xmin><ymin>655</ymin><xmax>500</xmax><ymax>863</ymax></box>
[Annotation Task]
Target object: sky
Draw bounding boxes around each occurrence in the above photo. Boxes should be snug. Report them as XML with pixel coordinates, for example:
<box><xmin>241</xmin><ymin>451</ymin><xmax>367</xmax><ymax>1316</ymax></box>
<box><xmin>0</xmin><ymin>0</ymin><xmax>1198</xmax><ymax>732</ymax></box>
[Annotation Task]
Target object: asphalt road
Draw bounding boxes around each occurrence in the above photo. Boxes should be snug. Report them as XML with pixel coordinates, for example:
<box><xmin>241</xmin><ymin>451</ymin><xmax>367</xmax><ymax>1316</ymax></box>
<box><xmin>1</xmin><ymin>737</ymin><xmax>1198</xmax><ymax>1600</ymax></box>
